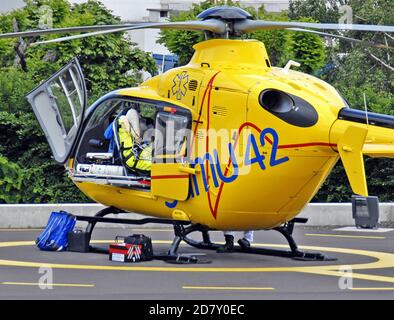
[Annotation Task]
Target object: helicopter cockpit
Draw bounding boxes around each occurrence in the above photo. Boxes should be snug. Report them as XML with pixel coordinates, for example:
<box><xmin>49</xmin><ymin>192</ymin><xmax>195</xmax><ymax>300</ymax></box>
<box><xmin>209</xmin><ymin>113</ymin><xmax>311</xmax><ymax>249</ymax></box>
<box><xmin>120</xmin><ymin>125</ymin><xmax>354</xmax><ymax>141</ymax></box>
<box><xmin>73</xmin><ymin>99</ymin><xmax>154</xmax><ymax>189</ymax></box>
<box><xmin>27</xmin><ymin>59</ymin><xmax>192</xmax><ymax>193</ymax></box>
<box><xmin>72</xmin><ymin>96</ymin><xmax>190</xmax><ymax>190</ymax></box>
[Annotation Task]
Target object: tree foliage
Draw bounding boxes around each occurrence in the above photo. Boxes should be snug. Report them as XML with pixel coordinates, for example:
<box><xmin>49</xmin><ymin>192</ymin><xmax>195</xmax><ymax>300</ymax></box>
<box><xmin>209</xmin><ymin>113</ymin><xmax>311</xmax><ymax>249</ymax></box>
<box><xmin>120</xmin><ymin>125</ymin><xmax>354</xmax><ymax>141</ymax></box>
<box><xmin>0</xmin><ymin>0</ymin><xmax>156</xmax><ymax>203</ymax></box>
<box><xmin>0</xmin><ymin>155</ymin><xmax>24</xmax><ymax>203</ymax></box>
<box><xmin>288</xmin><ymin>0</ymin><xmax>341</xmax><ymax>23</ymax></box>
<box><xmin>157</xmin><ymin>0</ymin><xmax>213</xmax><ymax>66</ymax></box>
<box><xmin>274</xmin><ymin>18</ymin><xmax>327</xmax><ymax>73</ymax></box>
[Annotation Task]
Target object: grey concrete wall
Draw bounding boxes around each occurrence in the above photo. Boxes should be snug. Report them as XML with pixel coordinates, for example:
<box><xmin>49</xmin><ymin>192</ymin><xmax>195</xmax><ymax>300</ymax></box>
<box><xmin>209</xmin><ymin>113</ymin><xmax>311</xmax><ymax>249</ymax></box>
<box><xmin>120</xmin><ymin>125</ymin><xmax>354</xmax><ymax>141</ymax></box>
<box><xmin>298</xmin><ymin>203</ymin><xmax>394</xmax><ymax>226</ymax></box>
<box><xmin>0</xmin><ymin>203</ymin><xmax>393</xmax><ymax>229</ymax></box>
<box><xmin>0</xmin><ymin>204</ymin><xmax>149</xmax><ymax>229</ymax></box>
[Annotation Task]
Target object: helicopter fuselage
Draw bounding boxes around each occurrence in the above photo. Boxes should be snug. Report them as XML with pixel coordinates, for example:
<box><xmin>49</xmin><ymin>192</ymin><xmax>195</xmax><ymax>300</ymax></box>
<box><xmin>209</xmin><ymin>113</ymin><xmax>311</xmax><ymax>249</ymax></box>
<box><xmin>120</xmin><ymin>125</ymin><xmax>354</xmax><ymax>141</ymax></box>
<box><xmin>67</xmin><ymin>39</ymin><xmax>393</xmax><ymax>231</ymax></box>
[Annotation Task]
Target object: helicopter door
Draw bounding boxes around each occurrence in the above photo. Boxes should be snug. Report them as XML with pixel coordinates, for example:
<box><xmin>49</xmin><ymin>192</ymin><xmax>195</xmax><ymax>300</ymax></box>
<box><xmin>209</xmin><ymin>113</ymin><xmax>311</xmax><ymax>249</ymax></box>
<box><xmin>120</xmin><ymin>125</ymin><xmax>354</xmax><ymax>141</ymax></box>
<box><xmin>27</xmin><ymin>58</ymin><xmax>87</xmax><ymax>164</ymax></box>
<box><xmin>151</xmin><ymin>110</ymin><xmax>191</xmax><ymax>201</ymax></box>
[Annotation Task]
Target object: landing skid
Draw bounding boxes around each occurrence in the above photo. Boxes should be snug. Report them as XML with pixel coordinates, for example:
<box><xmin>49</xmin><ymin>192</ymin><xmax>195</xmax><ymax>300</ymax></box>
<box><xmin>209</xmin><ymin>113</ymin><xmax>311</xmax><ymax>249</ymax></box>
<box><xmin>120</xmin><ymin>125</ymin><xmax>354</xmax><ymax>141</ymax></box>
<box><xmin>170</xmin><ymin>218</ymin><xmax>336</xmax><ymax>262</ymax></box>
<box><xmin>75</xmin><ymin>207</ymin><xmax>336</xmax><ymax>263</ymax></box>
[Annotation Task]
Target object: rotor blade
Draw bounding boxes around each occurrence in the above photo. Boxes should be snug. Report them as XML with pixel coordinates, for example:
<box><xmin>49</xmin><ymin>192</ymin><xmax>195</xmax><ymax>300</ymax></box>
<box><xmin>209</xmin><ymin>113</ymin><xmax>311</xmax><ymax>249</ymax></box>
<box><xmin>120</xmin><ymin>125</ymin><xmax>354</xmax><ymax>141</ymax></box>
<box><xmin>235</xmin><ymin>20</ymin><xmax>394</xmax><ymax>34</ymax></box>
<box><xmin>33</xmin><ymin>20</ymin><xmax>227</xmax><ymax>45</ymax></box>
<box><xmin>0</xmin><ymin>23</ymin><xmax>145</xmax><ymax>39</ymax></box>
<box><xmin>287</xmin><ymin>28</ymin><xmax>394</xmax><ymax>50</ymax></box>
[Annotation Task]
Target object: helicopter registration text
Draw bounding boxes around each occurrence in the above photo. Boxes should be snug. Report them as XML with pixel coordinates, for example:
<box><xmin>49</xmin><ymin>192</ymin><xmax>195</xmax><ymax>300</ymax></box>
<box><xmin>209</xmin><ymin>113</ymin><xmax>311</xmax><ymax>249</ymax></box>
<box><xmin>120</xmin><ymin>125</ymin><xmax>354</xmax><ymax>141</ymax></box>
<box><xmin>166</xmin><ymin>127</ymin><xmax>289</xmax><ymax>209</ymax></box>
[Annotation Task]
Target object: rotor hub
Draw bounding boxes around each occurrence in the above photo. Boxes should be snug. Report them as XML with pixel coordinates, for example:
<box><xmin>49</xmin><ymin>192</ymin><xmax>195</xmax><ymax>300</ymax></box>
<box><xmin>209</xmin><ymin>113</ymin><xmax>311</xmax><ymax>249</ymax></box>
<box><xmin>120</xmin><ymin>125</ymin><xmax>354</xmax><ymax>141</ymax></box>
<box><xmin>197</xmin><ymin>6</ymin><xmax>253</xmax><ymax>22</ymax></box>
<box><xmin>197</xmin><ymin>6</ymin><xmax>253</xmax><ymax>38</ymax></box>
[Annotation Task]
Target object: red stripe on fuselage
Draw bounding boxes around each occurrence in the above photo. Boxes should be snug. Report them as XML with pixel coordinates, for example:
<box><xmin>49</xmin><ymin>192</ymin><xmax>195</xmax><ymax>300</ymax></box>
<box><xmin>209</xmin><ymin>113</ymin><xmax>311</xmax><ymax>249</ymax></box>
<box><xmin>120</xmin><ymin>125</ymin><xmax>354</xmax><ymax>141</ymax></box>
<box><xmin>151</xmin><ymin>175</ymin><xmax>189</xmax><ymax>180</ymax></box>
<box><xmin>189</xmin><ymin>77</ymin><xmax>336</xmax><ymax>219</ymax></box>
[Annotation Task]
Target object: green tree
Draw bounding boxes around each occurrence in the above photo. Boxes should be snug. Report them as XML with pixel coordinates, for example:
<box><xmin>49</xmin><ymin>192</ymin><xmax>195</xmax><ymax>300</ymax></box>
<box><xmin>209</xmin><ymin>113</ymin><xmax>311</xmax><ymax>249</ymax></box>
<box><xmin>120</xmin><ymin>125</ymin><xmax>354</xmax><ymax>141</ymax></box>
<box><xmin>278</xmin><ymin>18</ymin><xmax>327</xmax><ymax>73</ymax></box>
<box><xmin>289</xmin><ymin>0</ymin><xmax>340</xmax><ymax>23</ymax></box>
<box><xmin>157</xmin><ymin>0</ymin><xmax>215</xmax><ymax>66</ymax></box>
<box><xmin>0</xmin><ymin>155</ymin><xmax>25</xmax><ymax>203</ymax></box>
<box><xmin>0</xmin><ymin>0</ymin><xmax>157</xmax><ymax>203</ymax></box>
<box><xmin>290</xmin><ymin>0</ymin><xmax>393</xmax><ymax>115</ymax></box>
<box><xmin>247</xmin><ymin>8</ymin><xmax>290</xmax><ymax>66</ymax></box>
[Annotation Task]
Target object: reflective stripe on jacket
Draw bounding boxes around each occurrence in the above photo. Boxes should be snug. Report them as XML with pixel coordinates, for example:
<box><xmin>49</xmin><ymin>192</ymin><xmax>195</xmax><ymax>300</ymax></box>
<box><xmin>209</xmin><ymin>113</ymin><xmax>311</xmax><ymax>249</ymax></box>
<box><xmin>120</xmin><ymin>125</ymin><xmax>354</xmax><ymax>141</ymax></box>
<box><xmin>118</xmin><ymin>126</ymin><xmax>152</xmax><ymax>172</ymax></box>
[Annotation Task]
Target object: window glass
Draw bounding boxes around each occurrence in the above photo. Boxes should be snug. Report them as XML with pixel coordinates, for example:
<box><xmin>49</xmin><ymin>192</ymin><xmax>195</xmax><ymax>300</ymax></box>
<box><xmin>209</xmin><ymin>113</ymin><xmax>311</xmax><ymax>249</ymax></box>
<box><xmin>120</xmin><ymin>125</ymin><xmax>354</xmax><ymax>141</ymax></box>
<box><xmin>83</xmin><ymin>98</ymin><xmax>190</xmax><ymax>163</ymax></box>
<box><xmin>87</xmin><ymin>99</ymin><xmax>159</xmax><ymax>130</ymax></box>
<box><xmin>48</xmin><ymin>66</ymin><xmax>85</xmax><ymax>135</ymax></box>
<box><xmin>49</xmin><ymin>79</ymin><xmax>74</xmax><ymax>134</ymax></box>
<box><xmin>87</xmin><ymin>99</ymin><xmax>123</xmax><ymax>129</ymax></box>
<box><xmin>154</xmin><ymin>112</ymin><xmax>188</xmax><ymax>162</ymax></box>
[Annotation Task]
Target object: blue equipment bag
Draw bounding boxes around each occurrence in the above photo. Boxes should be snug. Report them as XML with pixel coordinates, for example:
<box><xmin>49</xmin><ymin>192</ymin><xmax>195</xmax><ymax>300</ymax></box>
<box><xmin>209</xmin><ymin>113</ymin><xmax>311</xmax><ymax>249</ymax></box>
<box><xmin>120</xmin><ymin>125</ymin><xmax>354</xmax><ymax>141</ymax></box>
<box><xmin>36</xmin><ymin>211</ymin><xmax>76</xmax><ymax>251</ymax></box>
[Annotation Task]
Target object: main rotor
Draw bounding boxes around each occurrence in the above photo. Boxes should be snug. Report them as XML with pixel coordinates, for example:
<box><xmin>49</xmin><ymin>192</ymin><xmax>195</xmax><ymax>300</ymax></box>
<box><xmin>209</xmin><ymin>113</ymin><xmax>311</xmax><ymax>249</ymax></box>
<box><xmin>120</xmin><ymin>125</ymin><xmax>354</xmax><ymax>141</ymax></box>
<box><xmin>0</xmin><ymin>5</ymin><xmax>393</xmax><ymax>49</ymax></box>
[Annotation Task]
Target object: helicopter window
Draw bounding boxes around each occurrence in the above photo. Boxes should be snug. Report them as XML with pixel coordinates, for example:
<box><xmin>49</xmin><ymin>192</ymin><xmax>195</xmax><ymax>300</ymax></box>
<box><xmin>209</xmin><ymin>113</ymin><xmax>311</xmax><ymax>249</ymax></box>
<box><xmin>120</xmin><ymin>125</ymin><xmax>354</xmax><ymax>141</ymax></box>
<box><xmin>75</xmin><ymin>97</ymin><xmax>161</xmax><ymax>166</ymax></box>
<box><xmin>75</xmin><ymin>97</ymin><xmax>191</xmax><ymax>180</ymax></box>
<box><xmin>154</xmin><ymin>112</ymin><xmax>189</xmax><ymax>163</ymax></box>
<box><xmin>88</xmin><ymin>99</ymin><xmax>123</xmax><ymax>129</ymax></box>
<box><xmin>75</xmin><ymin>99</ymin><xmax>127</xmax><ymax>164</ymax></box>
<box><xmin>47</xmin><ymin>65</ymin><xmax>84</xmax><ymax>134</ymax></box>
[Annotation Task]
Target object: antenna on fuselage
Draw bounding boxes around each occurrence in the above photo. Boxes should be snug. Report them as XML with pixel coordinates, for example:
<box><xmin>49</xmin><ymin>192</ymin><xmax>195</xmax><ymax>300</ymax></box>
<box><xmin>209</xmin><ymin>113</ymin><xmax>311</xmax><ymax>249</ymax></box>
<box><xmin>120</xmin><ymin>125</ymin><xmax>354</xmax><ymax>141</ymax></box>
<box><xmin>363</xmin><ymin>92</ymin><xmax>369</xmax><ymax>127</ymax></box>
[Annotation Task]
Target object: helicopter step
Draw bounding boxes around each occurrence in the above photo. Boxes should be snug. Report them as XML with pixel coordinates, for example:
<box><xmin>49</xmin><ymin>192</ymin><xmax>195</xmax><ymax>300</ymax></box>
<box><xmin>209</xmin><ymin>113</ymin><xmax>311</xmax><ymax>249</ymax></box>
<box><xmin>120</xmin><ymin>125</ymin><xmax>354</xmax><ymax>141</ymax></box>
<box><xmin>172</xmin><ymin>218</ymin><xmax>337</xmax><ymax>262</ymax></box>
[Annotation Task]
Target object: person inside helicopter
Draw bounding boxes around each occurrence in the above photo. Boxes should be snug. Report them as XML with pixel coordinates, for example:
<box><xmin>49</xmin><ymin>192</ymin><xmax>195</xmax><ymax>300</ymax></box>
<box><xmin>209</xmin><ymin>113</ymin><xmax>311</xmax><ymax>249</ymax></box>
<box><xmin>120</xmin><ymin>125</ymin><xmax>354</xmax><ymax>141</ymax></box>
<box><xmin>117</xmin><ymin>108</ymin><xmax>153</xmax><ymax>174</ymax></box>
<box><xmin>102</xmin><ymin>106</ymin><xmax>154</xmax><ymax>175</ymax></box>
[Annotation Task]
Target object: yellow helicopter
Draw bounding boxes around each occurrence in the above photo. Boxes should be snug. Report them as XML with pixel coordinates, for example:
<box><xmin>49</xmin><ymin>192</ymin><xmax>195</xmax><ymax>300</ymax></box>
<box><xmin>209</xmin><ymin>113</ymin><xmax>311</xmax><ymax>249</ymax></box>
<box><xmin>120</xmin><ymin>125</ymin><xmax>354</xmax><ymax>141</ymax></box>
<box><xmin>2</xmin><ymin>6</ymin><xmax>393</xmax><ymax>260</ymax></box>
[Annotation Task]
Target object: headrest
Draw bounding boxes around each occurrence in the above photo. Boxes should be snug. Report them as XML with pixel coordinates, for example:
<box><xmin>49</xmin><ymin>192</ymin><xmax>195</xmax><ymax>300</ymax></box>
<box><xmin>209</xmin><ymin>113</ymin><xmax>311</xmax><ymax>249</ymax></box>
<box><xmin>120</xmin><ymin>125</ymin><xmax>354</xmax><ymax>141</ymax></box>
<box><xmin>118</xmin><ymin>116</ymin><xmax>130</xmax><ymax>133</ymax></box>
<box><xmin>125</xmin><ymin>109</ymin><xmax>141</xmax><ymax>139</ymax></box>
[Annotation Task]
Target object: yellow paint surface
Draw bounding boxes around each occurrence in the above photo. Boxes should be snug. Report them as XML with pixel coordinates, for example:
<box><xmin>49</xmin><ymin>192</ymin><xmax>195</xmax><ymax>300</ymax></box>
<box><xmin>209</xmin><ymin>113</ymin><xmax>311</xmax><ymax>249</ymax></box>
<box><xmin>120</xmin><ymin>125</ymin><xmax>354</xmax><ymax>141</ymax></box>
<box><xmin>1</xmin><ymin>240</ymin><xmax>394</xmax><ymax>287</ymax></box>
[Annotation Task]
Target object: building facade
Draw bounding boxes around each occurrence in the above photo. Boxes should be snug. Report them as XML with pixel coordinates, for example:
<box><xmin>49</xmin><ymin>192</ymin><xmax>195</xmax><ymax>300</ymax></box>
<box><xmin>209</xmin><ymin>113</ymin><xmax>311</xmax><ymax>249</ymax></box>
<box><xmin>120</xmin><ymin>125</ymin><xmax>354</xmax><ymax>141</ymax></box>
<box><xmin>0</xmin><ymin>0</ymin><xmax>25</xmax><ymax>13</ymax></box>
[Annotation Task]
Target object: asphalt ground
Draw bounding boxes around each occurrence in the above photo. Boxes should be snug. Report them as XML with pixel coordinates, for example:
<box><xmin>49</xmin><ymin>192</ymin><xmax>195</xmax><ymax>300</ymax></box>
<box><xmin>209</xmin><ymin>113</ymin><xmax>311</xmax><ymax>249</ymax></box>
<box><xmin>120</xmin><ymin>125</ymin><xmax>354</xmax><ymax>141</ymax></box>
<box><xmin>1</xmin><ymin>226</ymin><xmax>394</xmax><ymax>300</ymax></box>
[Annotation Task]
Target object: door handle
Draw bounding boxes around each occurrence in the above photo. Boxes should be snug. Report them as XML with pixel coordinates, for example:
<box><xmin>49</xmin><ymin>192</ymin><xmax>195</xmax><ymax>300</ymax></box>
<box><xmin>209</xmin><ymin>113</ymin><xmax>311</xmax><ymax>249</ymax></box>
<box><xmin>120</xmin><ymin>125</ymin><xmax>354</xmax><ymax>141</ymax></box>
<box><xmin>178</xmin><ymin>165</ymin><xmax>200</xmax><ymax>175</ymax></box>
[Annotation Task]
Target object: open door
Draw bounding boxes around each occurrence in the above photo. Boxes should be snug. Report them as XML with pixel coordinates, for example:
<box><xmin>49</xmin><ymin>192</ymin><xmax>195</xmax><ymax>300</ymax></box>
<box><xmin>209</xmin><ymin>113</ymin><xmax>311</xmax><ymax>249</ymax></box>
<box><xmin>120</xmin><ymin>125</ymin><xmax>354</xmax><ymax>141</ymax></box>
<box><xmin>27</xmin><ymin>58</ymin><xmax>87</xmax><ymax>164</ymax></box>
<box><xmin>151</xmin><ymin>110</ymin><xmax>191</xmax><ymax>201</ymax></box>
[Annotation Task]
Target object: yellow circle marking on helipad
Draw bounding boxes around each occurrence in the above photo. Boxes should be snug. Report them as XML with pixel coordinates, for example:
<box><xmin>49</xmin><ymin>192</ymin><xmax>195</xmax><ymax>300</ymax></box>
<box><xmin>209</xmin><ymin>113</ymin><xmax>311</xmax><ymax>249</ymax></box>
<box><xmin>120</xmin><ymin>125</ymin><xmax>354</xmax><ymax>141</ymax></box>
<box><xmin>1</xmin><ymin>240</ymin><xmax>394</xmax><ymax>284</ymax></box>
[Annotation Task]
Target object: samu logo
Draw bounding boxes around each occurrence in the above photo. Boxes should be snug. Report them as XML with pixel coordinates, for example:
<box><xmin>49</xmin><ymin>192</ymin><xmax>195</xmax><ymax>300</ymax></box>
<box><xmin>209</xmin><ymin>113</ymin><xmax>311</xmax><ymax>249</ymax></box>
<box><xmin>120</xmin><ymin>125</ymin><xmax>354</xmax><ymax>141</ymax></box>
<box><xmin>172</xmin><ymin>71</ymin><xmax>189</xmax><ymax>100</ymax></box>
